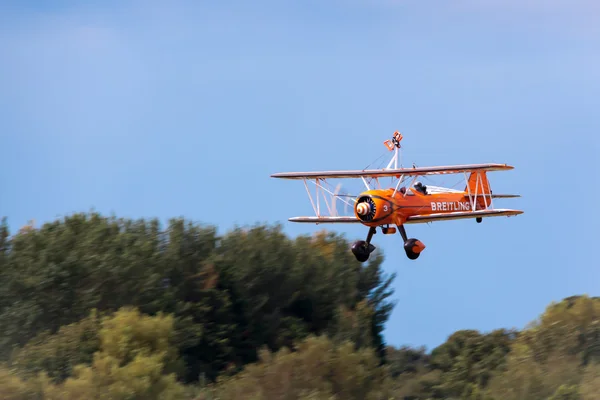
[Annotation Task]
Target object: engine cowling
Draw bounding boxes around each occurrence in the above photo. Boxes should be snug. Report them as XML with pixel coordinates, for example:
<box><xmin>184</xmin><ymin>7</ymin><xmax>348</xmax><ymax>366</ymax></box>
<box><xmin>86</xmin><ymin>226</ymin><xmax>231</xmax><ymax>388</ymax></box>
<box><xmin>354</xmin><ymin>193</ymin><xmax>394</xmax><ymax>224</ymax></box>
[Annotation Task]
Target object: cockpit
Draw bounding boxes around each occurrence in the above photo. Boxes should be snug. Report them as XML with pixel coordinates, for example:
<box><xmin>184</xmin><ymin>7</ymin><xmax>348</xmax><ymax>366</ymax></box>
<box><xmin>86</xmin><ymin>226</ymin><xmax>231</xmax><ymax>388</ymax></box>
<box><xmin>414</xmin><ymin>181</ymin><xmax>428</xmax><ymax>195</ymax></box>
<box><xmin>399</xmin><ymin>181</ymin><xmax>428</xmax><ymax>196</ymax></box>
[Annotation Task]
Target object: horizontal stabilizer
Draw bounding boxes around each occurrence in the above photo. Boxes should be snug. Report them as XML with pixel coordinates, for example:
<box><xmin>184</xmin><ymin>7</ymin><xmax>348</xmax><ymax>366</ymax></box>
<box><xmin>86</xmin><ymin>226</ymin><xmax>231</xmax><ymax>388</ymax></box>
<box><xmin>465</xmin><ymin>194</ymin><xmax>521</xmax><ymax>199</ymax></box>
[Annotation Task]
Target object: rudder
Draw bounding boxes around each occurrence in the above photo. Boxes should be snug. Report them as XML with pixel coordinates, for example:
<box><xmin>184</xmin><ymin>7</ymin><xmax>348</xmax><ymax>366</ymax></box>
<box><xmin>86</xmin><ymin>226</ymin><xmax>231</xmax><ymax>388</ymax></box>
<box><xmin>465</xmin><ymin>171</ymin><xmax>491</xmax><ymax>195</ymax></box>
<box><xmin>464</xmin><ymin>171</ymin><xmax>492</xmax><ymax>209</ymax></box>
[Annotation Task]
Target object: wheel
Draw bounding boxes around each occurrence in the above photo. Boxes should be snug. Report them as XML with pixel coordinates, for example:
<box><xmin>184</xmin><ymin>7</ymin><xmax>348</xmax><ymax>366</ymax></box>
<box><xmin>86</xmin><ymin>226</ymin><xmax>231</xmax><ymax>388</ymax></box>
<box><xmin>404</xmin><ymin>238</ymin><xmax>425</xmax><ymax>260</ymax></box>
<box><xmin>351</xmin><ymin>240</ymin><xmax>375</xmax><ymax>262</ymax></box>
<box><xmin>476</xmin><ymin>217</ymin><xmax>482</xmax><ymax>223</ymax></box>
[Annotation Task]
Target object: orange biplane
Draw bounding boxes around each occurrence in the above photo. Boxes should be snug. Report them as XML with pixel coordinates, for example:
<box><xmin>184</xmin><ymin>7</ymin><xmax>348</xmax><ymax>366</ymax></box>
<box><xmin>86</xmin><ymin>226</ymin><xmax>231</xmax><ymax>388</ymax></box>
<box><xmin>271</xmin><ymin>132</ymin><xmax>523</xmax><ymax>262</ymax></box>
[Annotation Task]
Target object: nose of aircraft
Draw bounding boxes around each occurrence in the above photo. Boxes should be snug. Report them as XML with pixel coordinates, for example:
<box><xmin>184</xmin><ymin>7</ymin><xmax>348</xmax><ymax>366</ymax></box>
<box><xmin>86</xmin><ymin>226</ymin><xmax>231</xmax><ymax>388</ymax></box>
<box><xmin>356</xmin><ymin>202</ymin><xmax>371</xmax><ymax>216</ymax></box>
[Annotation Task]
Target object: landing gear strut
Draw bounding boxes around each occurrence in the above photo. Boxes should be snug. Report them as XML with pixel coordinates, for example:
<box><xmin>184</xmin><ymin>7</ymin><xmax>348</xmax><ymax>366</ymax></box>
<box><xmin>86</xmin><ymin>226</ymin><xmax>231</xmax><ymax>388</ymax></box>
<box><xmin>351</xmin><ymin>227</ymin><xmax>377</xmax><ymax>262</ymax></box>
<box><xmin>398</xmin><ymin>225</ymin><xmax>426</xmax><ymax>260</ymax></box>
<box><xmin>352</xmin><ymin>225</ymin><xmax>426</xmax><ymax>262</ymax></box>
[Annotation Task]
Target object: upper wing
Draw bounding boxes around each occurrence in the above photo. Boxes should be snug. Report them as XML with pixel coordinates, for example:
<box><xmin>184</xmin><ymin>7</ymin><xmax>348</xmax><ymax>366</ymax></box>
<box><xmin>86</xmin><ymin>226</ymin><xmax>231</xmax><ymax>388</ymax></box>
<box><xmin>271</xmin><ymin>163</ymin><xmax>513</xmax><ymax>180</ymax></box>
<box><xmin>405</xmin><ymin>209</ymin><xmax>523</xmax><ymax>224</ymax></box>
<box><xmin>287</xmin><ymin>209</ymin><xmax>523</xmax><ymax>224</ymax></box>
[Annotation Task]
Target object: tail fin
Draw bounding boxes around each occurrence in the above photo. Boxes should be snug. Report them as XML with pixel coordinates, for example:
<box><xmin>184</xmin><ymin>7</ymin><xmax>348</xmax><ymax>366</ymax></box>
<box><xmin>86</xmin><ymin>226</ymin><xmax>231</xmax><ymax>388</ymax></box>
<box><xmin>464</xmin><ymin>171</ymin><xmax>491</xmax><ymax>196</ymax></box>
<box><xmin>464</xmin><ymin>171</ymin><xmax>493</xmax><ymax>209</ymax></box>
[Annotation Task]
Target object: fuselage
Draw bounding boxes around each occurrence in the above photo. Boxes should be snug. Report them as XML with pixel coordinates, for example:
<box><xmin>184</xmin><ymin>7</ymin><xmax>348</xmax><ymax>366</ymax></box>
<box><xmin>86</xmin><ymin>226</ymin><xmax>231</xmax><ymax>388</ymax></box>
<box><xmin>354</xmin><ymin>187</ymin><xmax>487</xmax><ymax>227</ymax></box>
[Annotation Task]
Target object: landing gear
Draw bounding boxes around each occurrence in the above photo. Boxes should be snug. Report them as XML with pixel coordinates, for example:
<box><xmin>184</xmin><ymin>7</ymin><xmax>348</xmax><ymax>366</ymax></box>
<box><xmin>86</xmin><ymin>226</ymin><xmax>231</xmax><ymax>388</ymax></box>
<box><xmin>352</xmin><ymin>225</ymin><xmax>426</xmax><ymax>262</ymax></box>
<box><xmin>476</xmin><ymin>217</ymin><xmax>482</xmax><ymax>223</ymax></box>
<box><xmin>351</xmin><ymin>227</ymin><xmax>377</xmax><ymax>262</ymax></box>
<box><xmin>398</xmin><ymin>225</ymin><xmax>426</xmax><ymax>260</ymax></box>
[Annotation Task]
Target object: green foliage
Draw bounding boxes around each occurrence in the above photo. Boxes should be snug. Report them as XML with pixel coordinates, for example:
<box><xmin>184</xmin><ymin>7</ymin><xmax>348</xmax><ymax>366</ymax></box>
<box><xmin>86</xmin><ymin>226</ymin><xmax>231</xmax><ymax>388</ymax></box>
<box><xmin>42</xmin><ymin>307</ymin><xmax>187</xmax><ymax>400</ymax></box>
<box><xmin>0</xmin><ymin>365</ymin><xmax>42</xmax><ymax>400</ymax></box>
<box><xmin>548</xmin><ymin>384</ymin><xmax>581</xmax><ymax>400</ymax></box>
<box><xmin>328</xmin><ymin>300</ymin><xmax>376</xmax><ymax>351</ymax></box>
<box><xmin>2</xmin><ymin>212</ymin><xmax>600</xmax><ymax>398</ymax></box>
<box><xmin>486</xmin><ymin>347</ymin><xmax>582</xmax><ymax>400</ymax></box>
<box><xmin>386</xmin><ymin>296</ymin><xmax>600</xmax><ymax>399</ymax></box>
<box><xmin>520</xmin><ymin>295</ymin><xmax>600</xmax><ymax>366</ymax></box>
<box><xmin>579</xmin><ymin>363</ymin><xmax>600</xmax><ymax>399</ymax></box>
<box><xmin>0</xmin><ymin>213</ymin><xmax>174</xmax><ymax>358</ymax></box>
<box><xmin>208</xmin><ymin>335</ymin><xmax>394</xmax><ymax>400</ymax></box>
<box><xmin>0</xmin><ymin>213</ymin><xmax>394</xmax><ymax>384</ymax></box>
<box><xmin>385</xmin><ymin>345</ymin><xmax>429</xmax><ymax>377</ymax></box>
<box><xmin>10</xmin><ymin>309</ymin><xmax>101</xmax><ymax>383</ymax></box>
<box><xmin>482</xmin><ymin>296</ymin><xmax>600</xmax><ymax>400</ymax></box>
<box><xmin>427</xmin><ymin>328</ymin><xmax>516</xmax><ymax>397</ymax></box>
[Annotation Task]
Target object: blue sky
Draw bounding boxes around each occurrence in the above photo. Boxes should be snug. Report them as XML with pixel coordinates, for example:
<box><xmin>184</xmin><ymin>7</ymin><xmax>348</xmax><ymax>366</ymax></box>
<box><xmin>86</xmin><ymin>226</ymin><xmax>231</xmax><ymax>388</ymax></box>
<box><xmin>1</xmin><ymin>0</ymin><xmax>599</xmax><ymax>350</ymax></box>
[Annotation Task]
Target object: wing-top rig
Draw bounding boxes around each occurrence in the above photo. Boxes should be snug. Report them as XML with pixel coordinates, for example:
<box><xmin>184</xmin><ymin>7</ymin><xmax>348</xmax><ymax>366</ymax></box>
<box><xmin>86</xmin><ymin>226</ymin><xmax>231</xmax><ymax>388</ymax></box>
<box><xmin>271</xmin><ymin>131</ymin><xmax>523</xmax><ymax>262</ymax></box>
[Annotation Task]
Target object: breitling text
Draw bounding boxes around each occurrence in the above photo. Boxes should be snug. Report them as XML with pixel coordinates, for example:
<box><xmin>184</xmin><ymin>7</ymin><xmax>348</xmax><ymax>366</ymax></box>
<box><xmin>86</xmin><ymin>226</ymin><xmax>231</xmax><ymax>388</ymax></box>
<box><xmin>431</xmin><ymin>201</ymin><xmax>471</xmax><ymax>211</ymax></box>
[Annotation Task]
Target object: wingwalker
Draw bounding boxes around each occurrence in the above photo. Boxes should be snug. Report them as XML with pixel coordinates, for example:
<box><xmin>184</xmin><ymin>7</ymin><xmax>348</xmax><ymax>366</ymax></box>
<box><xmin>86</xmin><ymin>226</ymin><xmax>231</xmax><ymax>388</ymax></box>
<box><xmin>271</xmin><ymin>132</ymin><xmax>523</xmax><ymax>262</ymax></box>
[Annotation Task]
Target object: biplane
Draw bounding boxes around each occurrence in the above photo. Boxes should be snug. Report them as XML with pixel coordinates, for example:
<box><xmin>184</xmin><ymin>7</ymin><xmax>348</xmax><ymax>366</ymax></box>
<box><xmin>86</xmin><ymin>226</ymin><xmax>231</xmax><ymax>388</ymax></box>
<box><xmin>271</xmin><ymin>132</ymin><xmax>523</xmax><ymax>262</ymax></box>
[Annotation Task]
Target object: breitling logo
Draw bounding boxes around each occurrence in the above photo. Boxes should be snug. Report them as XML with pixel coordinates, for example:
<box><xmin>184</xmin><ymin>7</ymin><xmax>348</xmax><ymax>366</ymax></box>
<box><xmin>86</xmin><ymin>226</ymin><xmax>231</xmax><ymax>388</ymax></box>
<box><xmin>431</xmin><ymin>201</ymin><xmax>471</xmax><ymax>212</ymax></box>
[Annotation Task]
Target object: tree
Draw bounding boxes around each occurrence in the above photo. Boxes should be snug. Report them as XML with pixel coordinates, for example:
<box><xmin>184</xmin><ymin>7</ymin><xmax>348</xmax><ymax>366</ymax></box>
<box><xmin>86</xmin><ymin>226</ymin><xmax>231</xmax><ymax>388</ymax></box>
<box><xmin>209</xmin><ymin>335</ymin><xmax>394</xmax><ymax>400</ymax></box>
<box><xmin>548</xmin><ymin>385</ymin><xmax>582</xmax><ymax>400</ymax></box>
<box><xmin>385</xmin><ymin>345</ymin><xmax>429</xmax><ymax>378</ymax></box>
<box><xmin>42</xmin><ymin>307</ymin><xmax>187</xmax><ymax>400</ymax></box>
<box><xmin>521</xmin><ymin>295</ymin><xmax>600</xmax><ymax>365</ymax></box>
<box><xmin>0</xmin><ymin>213</ymin><xmax>395</xmax><ymax>384</ymax></box>
<box><xmin>427</xmin><ymin>328</ymin><xmax>516</xmax><ymax>397</ymax></box>
<box><xmin>0</xmin><ymin>364</ymin><xmax>41</xmax><ymax>400</ymax></box>
<box><xmin>10</xmin><ymin>310</ymin><xmax>101</xmax><ymax>383</ymax></box>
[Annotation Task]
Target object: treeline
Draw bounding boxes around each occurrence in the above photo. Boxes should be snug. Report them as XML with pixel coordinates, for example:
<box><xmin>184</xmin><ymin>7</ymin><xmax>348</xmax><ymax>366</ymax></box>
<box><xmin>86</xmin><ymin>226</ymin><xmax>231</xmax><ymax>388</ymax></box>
<box><xmin>0</xmin><ymin>213</ymin><xmax>598</xmax><ymax>399</ymax></box>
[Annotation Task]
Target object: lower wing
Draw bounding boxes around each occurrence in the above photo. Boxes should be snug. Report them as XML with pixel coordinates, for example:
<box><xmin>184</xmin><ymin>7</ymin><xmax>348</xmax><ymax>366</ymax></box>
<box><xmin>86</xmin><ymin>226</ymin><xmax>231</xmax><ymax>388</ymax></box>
<box><xmin>288</xmin><ymin>209</ymin><xmax>523</xmax><ymax>224</ymax></box>
<box><xmin>404</xmin><ymin>208</ymin><xmax>523</xmax><ymax>224</ymax></box>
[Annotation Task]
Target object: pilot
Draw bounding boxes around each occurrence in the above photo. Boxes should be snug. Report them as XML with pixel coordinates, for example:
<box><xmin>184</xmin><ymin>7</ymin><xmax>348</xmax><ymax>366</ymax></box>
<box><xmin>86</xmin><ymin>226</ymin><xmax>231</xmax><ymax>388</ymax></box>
<box><xmin>414</xmin><ymin>181</ymin><xmax>428</xmax><ymax>195</ymax></box>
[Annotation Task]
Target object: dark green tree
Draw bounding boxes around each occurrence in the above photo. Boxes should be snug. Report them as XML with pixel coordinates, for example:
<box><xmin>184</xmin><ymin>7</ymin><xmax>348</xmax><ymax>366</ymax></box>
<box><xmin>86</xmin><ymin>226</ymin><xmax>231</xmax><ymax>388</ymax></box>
<box><xmin>0</xmin><ymin>213</ymin><xmax>395</xmax><ymax>385</ymax></box>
